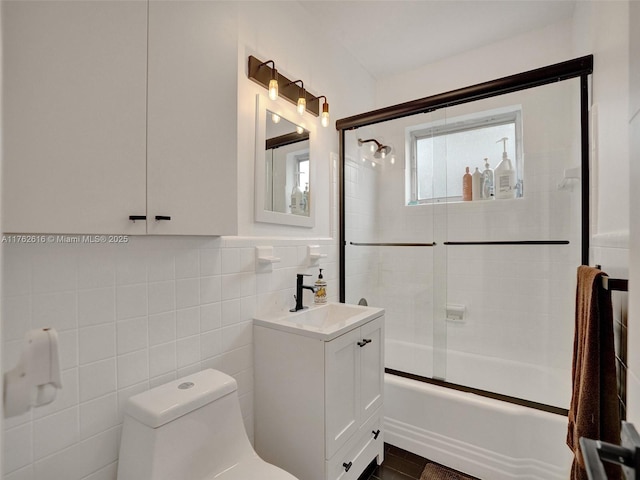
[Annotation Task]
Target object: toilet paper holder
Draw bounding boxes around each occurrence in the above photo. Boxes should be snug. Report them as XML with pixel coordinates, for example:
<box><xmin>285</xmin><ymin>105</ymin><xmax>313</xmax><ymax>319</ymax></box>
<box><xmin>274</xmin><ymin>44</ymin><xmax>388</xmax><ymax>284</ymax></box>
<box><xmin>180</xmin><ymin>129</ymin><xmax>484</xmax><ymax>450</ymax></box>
<box><xmin>4</xmin><ymin>328</ymin><xmax>62</xmax><ymax>418</ymax></box>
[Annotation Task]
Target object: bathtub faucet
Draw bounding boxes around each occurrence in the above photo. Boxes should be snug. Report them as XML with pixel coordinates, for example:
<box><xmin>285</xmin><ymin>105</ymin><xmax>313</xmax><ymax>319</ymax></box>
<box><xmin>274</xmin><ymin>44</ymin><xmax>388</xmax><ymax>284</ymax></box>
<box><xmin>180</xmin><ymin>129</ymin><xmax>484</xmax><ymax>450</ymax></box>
<box><xmin>291</xmin><ymin>273</ymin><xmax>316</xmax><ymax>312</ymax></box>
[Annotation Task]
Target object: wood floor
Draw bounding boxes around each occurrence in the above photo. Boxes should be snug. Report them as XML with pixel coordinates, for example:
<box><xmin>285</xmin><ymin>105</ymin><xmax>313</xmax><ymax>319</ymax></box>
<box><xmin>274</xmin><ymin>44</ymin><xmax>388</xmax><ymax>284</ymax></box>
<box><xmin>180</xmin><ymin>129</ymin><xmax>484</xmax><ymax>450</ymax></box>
<box><xmin>358</xmin><ymin>444</ymin><xmax>479</xmax><ymax>480</ymax></box>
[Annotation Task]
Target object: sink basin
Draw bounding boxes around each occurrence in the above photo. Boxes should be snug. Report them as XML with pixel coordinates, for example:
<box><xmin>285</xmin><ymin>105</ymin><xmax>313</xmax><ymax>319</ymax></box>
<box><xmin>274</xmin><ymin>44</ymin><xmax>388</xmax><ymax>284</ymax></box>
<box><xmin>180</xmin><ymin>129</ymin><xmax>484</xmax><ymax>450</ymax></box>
<box><xmin>253</xmin><ymin>302</ymin><xmax>384</xmax><ymax>340</ymax></box>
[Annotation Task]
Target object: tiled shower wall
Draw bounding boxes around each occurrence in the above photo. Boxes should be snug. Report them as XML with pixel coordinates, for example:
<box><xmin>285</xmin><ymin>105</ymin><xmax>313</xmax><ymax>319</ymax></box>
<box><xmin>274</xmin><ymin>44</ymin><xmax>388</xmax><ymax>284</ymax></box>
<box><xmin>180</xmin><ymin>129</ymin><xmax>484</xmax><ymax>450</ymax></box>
<box><xmin>2</xmin><ymin>235</ymin><xmax>337</xmax><ymax>480</ymax></box>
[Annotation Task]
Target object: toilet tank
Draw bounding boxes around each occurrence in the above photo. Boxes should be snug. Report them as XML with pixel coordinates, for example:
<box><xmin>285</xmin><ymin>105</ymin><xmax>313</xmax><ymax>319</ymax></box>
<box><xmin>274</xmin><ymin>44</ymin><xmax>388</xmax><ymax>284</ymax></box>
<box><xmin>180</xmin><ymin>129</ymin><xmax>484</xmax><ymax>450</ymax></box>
<box><xmin>117</xmin><ymin>369</ymin><xmax>255</xmax><ymax>480</ymax></box>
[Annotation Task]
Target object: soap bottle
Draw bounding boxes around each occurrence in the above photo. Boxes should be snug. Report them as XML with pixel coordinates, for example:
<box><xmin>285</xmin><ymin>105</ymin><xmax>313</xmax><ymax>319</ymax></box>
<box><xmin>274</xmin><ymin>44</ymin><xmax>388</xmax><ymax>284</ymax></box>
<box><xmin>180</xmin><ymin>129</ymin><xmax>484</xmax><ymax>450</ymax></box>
<box><xmin>303</xmin><ymin>183</ymin><xmax>309</xmax><ymax>215</ymax></box>
<box><xmin>481</xmin><ymin>158</ymin><xmax>494</xmax><ymax>200</ymax></box>
<box><xmin>472</xmin><ymin>167</ymin><xmax>482</xmax><ymax>201</ymax></box>
<box><xmin>494</xmin><ymin>137</ymin><xmax>516</xmax><ymax>199</ymax></box>
<box><xmin>462</xmin><ymin>167</ymin><xmax>472</xmax><ymax>201</ymax></box>
<box><xmin>314</xmin><ymin>268</ymin><xmax>327</xmax><ymax>304</ymax></box>
<box><xmin>290</xmin><ymin>181</ymin><xmax>303</xmax><ymax>215</ymax></box>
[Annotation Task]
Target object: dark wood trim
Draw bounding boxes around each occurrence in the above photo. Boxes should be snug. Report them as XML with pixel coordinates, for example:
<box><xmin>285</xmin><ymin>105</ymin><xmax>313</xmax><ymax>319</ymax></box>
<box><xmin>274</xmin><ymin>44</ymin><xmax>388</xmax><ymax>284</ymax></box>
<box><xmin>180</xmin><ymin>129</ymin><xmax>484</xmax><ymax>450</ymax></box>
<box><xmin>339</xmin><ymin>129</ymin><xmax>346</xmax><ymax>303</ymax></box>
<box><xmin>581</xmin><ymin>74</ymin><xmax>590</xmax><ymax>265</ymax></box>
<box><xmin>386</xmin><ymin>368</ymin><xmax>569</xmax><ymax>417</ymax></box>
<box><xmin>336</xmin><ymin>55</ymin><xmax>593</xmax><ymax>131</ymax></box>
<box><xmin>265</xmin><ymin>131</ymin><xmax>309</xmax><ymax>150</ymax></box>
<box><xmin>443</xmin><ymin>240</ymin><xmax>569</xmax><ymax>246</ymax></box>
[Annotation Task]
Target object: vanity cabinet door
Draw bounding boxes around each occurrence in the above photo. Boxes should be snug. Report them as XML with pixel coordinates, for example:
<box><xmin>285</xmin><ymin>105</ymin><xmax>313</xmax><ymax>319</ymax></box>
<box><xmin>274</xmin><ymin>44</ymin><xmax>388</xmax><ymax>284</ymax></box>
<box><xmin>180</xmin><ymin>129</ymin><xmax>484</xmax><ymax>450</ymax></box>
<box><xmin>325</xmin><ymin>327</ymin><xmax>361</xmax><ymax>459</ymax></box>
<box><xmin>3</xmin><ymin>1</ymin><xmax>148</xmax><ymax>234</ymax></box>
<box><xmin>146</xmin><ymin>1</ymin><xmax>237</xmax><ymax>235</ymax></box>
<box><xmin>359</xmin><ymin>316</ymin><xmax>384</xmax><ymax>420</ymax></box>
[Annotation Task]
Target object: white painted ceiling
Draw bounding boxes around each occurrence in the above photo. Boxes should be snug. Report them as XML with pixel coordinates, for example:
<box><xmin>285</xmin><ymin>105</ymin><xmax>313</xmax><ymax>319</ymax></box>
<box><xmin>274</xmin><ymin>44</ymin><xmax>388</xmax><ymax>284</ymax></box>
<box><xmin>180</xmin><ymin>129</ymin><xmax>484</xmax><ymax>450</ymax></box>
<box><xmin>299</xmin><ymin>0</ymin><xmax>577</xmax><ymax>80</ymax></box>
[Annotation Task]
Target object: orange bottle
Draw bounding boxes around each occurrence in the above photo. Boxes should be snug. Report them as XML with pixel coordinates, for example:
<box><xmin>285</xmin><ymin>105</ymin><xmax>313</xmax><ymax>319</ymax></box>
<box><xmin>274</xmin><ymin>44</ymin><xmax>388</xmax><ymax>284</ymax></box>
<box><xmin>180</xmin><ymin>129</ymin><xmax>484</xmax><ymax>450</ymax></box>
<box><xmin>463</xmin><ymin>166</ymin><xmax>472</xmax><ymax>201</ymax></box>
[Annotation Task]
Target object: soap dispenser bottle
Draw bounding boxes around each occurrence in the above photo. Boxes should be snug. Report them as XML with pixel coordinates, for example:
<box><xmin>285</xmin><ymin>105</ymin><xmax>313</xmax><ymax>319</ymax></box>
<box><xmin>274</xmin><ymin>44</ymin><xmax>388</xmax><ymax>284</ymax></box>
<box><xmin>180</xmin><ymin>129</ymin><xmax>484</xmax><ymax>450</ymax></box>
<box><xmin>494</xmin><ymin>137</ymin><xmax>516</xmax><ymax>199</ymax></box>
<box><xmin>462</xmin><ymin>167</ymin><xmax>472</xmax><ymax>201</ymax></box>
<box><xmin>290</xmin><ymin>180</ymin><xmax>303</xmax><ymax>215</ymax></box>
<box><xmin>472</xmin><ymin>167</ymin><xmax>482</xmax><ymax>201</ymax></box>
<box><xmin>481</xmin><ymin>158</ymin><xmax>494</xmax><ymax>200</ymax></box>
<box><xmin>314</xmin><ymin>268</ymin><xmax>327</xmax><ymax>304</ymax></box>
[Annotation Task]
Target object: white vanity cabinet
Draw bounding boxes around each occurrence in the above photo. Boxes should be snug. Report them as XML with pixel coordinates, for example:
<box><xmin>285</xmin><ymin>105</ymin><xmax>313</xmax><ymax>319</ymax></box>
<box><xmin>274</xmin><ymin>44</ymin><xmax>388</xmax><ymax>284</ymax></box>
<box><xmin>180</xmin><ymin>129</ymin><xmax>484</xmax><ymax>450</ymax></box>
<box><xmin>254</xmin><ymin>312</ymin><xmax>384</xmax><ymax>480</ymax></box>
<box><xmin>3</xmin><ymin>1</ymin><xmax>237</xmax><ymax>236</ymax></box>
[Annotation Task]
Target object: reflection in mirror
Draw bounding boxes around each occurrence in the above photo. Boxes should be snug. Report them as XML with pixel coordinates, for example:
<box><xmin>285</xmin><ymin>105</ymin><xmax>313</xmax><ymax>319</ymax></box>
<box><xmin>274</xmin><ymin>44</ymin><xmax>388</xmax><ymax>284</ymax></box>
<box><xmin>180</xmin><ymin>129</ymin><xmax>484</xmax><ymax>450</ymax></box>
<box><xmin>265</xmin><ymin>110</ymin><xmax>310</xmax><ymax>216</ymax></box>
<box><xmin>254</xmin><ymin>94</ymin><xmax>315</xmax><ymax>228</ymax></box>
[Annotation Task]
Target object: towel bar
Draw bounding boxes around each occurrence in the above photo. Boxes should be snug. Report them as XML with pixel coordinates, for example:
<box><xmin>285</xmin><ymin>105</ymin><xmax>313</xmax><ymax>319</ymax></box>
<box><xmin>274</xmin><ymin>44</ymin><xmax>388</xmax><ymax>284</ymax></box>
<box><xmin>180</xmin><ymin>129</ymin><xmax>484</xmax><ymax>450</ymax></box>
<box><xmin>580</xmin><ymin>421</ymin><xmax>640</xmax><ymax>479</ymax></box>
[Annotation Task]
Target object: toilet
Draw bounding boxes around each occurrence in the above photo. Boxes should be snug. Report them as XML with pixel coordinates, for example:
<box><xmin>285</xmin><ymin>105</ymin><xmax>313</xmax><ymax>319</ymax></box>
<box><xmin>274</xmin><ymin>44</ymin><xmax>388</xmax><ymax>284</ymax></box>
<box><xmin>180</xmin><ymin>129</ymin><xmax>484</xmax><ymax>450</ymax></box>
<box><xmin>117</xmin><ymin>369</ymin><xmax>298</xmax><ymax>480</ymax></box>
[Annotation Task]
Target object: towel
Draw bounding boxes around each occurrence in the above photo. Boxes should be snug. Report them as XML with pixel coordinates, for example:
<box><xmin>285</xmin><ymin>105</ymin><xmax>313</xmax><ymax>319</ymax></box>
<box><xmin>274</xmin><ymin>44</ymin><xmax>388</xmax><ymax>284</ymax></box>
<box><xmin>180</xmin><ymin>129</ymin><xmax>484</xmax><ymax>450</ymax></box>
<box><xmin>567</xmin><ymin>266</ymin><xmax>620</xmax><ymax>480</ymax></box>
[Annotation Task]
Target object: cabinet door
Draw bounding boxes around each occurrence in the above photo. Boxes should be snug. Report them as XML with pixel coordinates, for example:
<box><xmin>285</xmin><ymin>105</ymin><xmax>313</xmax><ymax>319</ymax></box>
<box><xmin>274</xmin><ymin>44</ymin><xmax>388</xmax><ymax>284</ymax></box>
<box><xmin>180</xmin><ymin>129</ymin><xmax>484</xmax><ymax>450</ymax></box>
<box><xmin>146</xmin><ymin>1</ymin><xmax>237</xmax><ymax>235</ymax></box>
<box><xmin>359</xmin><ymin>316</ymin><xmax>384</xmax><ymax>420</ymax></box>
<box><xmin>325</xmin><ymin>327</ymin><xmax>361</xmax><ymax>459</ymax></box>
<box><xmin>3</xmin><ymin>1</ymin><xmax>147</xmax><ymax>234</ymax></box>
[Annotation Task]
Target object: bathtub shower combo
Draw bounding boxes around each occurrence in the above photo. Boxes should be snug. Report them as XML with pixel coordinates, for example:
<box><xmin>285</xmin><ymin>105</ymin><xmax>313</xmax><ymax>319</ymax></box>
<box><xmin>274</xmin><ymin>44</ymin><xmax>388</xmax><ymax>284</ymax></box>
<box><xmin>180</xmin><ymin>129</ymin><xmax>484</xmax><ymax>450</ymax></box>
<box><xmin>338</xmin><ymin>57</ymin><xmax>594</xmax><ymax>480</ymax></box>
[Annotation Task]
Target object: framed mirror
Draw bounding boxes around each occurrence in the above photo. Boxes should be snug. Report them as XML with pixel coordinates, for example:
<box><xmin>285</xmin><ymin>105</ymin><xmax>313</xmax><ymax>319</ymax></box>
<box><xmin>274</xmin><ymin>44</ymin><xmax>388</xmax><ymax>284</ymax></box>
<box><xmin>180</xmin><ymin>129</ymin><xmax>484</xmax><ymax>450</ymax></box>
<box><xmin>255</xmin><ymin>94</ymin><xmax>316</xmax><ymax>227</ymax></box>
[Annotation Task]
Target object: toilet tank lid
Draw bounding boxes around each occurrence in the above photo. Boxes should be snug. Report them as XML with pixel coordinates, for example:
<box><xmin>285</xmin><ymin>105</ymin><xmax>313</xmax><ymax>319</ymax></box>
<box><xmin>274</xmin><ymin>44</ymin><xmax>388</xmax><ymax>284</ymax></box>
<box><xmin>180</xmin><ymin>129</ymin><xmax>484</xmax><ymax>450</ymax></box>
<box><xmin>125</xmin><ymin>369</ymin><xmax>238</xmax><ymax>428</ymax></box>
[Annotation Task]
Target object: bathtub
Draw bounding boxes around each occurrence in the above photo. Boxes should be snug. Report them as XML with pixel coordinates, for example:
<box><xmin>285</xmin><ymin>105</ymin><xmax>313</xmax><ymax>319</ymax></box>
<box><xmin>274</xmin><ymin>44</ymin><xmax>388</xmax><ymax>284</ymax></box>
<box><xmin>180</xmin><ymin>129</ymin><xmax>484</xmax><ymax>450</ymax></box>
<box><xmin>384</xmin><ymin>373</ymin><xmax>573</xmax><ymax>480</ymax></box>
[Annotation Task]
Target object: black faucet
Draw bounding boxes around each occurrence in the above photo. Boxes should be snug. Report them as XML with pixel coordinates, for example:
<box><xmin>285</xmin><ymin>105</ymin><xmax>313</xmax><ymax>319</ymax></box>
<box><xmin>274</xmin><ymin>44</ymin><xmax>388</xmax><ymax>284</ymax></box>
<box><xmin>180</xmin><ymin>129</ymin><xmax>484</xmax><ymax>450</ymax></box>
<box><xmin>291</xmin><ymin>273</ymin><xmax>316</xmax><ymax>312</ymax></box>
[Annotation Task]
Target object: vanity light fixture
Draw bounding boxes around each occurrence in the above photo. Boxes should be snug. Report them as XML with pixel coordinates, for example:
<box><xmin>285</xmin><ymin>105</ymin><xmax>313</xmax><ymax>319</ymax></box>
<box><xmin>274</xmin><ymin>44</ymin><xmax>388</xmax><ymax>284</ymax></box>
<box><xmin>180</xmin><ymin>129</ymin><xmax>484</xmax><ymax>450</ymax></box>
<box><xmin>247</xmin><ymin>56</ymin><xmax>326</xmax><ymax>119</ymax></box>
<box><xmin>318</xmin><ymin>96</ymin><xmax>330</xmax><ymax>128</ymax></box>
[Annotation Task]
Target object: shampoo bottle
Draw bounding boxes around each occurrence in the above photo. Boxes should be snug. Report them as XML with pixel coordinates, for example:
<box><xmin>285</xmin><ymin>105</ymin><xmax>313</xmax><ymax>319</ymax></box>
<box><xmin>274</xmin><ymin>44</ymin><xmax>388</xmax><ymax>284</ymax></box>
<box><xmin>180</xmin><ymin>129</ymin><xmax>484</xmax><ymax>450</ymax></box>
<box><xmin>481</xmin><ymin>158</ymin><xmax>494</xmax><ymax>200</ymax></box>
<box><xmin>494</xmin><ymin>137</ymin><xmax>516</xmax><ymax>199</ymax></box>
<box><xmin>290</xmin><ymin>182</ymin><xmax>303</xmax><ymax>215</ymax></box>
<box><xmin>314</xmin><ymin>268</ymin><xmax>327</xmax><ymax>304</ymax></box>
<box><xmin>472</xmin><ymin>167</ymin><xmax>482</xmax><ymax>201</ymax></box>
<box><xmin>462</xmin><ymin>167</ymin><xmax>472</xmax><ymax>201</ymax></box>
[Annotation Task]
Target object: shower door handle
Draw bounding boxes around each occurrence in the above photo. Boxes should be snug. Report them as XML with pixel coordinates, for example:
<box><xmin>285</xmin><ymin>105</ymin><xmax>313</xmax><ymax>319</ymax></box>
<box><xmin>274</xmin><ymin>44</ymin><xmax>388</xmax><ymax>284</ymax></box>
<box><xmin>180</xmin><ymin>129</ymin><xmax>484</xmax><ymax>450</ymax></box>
<box><xmin>357</xmin><ymin>338</ymin><xmax>372</xmax><ymax>347</ymax></box>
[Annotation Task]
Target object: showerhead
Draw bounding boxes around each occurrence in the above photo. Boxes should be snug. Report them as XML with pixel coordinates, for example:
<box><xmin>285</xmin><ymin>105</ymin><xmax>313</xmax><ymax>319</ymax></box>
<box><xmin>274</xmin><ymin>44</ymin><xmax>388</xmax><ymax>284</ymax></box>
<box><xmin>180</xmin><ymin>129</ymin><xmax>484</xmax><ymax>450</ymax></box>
<box><xmin>357</xmin><ymin>138</ymin><xmax>392</xmax><ymax>159</ymax></box>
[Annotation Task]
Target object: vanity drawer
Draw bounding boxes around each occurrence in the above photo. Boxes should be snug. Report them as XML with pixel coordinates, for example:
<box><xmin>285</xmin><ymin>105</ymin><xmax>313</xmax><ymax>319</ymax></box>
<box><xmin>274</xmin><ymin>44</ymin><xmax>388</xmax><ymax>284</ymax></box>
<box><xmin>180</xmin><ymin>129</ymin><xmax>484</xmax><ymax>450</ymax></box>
<box><xmin>326</xmin><ymin>410</ymin><xmax>384</xmax><ymax>480</ymax></box>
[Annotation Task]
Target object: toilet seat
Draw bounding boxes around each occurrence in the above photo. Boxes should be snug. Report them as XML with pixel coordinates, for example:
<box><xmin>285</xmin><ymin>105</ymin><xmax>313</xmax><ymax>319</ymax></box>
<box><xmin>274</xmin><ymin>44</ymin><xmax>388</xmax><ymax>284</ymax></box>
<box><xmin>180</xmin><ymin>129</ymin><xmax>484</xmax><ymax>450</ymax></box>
<box><xmin>213</xmin><ymin>456</ymin><xmax>298</xmax><ymax>479</ymax></box>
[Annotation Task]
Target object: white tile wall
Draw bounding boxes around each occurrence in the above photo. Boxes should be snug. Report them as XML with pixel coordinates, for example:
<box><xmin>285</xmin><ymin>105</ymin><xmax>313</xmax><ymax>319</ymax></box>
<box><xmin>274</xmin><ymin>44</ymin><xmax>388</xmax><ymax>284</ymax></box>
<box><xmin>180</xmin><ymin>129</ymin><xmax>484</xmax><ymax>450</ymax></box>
<box><xmin>2</xmin><ymin>235</ymin><xmax>338</xmax><ymax>480</ymax></box>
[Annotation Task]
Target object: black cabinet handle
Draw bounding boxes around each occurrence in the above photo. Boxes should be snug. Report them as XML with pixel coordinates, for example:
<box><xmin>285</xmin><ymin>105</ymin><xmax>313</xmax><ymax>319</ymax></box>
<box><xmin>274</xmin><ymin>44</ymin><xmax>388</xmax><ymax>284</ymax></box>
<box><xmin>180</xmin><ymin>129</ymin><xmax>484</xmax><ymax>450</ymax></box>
<box><xmin>372</xmin><ymin>429</ymin><xmax>381</xmax><ymax>440</ymax></box>
<box><xmin>129</xmin><ymin>215</ymin><xmax>146</xmax><ymax>222</ymax></box>
<box><xmin>357</xmin><ymin>338</ymin><xmax>372</xmax><ymax>347</ymax></box>
<box><xmin>343</xmin><ymin>462</ymin><xmax>352</xmax><ymax>472</ymax></box>
<box><xmin>155</xmin><ymin>215</ymin><xmax>171</xmax><ymax>221</ymax></box>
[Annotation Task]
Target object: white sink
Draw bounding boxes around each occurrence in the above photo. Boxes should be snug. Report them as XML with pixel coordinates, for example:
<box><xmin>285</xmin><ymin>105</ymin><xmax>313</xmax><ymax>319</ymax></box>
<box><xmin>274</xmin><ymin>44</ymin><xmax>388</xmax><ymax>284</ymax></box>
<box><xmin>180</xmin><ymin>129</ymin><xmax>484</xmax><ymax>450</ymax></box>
<box><xmin>253</xmin><ymin>302</ymin><xmax>384</xmax><ymax>340</ymax></box>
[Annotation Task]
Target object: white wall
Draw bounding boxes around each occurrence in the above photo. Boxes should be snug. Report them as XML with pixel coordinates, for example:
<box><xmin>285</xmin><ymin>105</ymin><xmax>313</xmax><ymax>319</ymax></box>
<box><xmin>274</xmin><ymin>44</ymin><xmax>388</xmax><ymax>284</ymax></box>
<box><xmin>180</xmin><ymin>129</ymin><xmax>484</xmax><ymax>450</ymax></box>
<box><xmin>376</xmin><ymin>18</ymin><xmax>575</xmax><ymax>107</ymax></box>
<box><xmin>236</xmin><ymin>1</ymin><xmax>375</xmax><ymax>238</ymax></box>
<box><xmin>627</xmin><ymin>0</ymin><xmax>640</xmax><ymax>424</ymax></box>
<box><xmin>0</xmin><ymin>2</ymin><xmax>374</xmax><ymax>479</ymax></box>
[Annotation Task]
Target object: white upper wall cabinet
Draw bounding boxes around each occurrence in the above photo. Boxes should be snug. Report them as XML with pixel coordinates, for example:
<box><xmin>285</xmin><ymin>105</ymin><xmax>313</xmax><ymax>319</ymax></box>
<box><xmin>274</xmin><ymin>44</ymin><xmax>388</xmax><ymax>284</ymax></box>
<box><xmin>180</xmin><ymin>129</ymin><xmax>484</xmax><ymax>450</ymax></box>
<box><xmin>3</xmin><ymin>1</ymin><xmax>148</xmax><ymax>235</ymax></box>
<box><xmin>2</xmin><ymin>1</ymin><xmax>238</xmax><ymax>236</ymax></box>
<box><xmin>146</xmin><ymin>1</ymin><xmax>237</xmax><ymax>236</ymax></box>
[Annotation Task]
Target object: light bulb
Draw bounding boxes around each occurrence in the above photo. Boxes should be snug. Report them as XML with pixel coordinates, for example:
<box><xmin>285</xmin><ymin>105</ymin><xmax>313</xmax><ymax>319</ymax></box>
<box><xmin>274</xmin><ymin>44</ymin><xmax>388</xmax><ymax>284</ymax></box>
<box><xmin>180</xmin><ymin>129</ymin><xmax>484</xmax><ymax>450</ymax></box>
<box><xmin>371</xmin><ymin>161</ymin><xmax>376</xmax><ymax>168</ymax></box>
<box><xmin>268</xmin><ymin>78</ymin><xmax>279</xmax><ymax>100</ymax></box>
<box><xmin>380</xmin><ymin>150</ymin><xmax>386</xmax><ymax>159</ymax></box>
<box><xmin>390</xmin><ymin>155</ymin><xmax>396</xmax><ymax>165</ymax></box>
<box><xmin>321</xmin><ymin>100</ymin><xmax>330</xmax><ymax>128</ymax></box>
<box><xmin>271</xmin><ymin>113</ymin><xmax>281</xmax><ymax>124</ymax></box>
<box><xmin>297</xmin><ymin>96</ymin><xmax>306</xmax><ymax>115</ymax></box>
<box><xmin>296</xmin><ymin>125</ymin><xmax>304</xmax><ymax>134</ymax></box>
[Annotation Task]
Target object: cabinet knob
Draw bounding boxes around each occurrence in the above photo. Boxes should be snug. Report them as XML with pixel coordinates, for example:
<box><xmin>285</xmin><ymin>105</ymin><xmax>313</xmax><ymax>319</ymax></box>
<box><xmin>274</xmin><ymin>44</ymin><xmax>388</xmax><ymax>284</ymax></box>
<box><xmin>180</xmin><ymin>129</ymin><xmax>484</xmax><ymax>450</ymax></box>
<box><xmin>357</xmin><ymin>338</ymin><xmax>372</xmax><ymax>347</ymax></box>
<box><xmin>155</xmin><ymin>215</ymin><xmax>171</xmax><ymax>221</ymax></box>
<box><xmin>372</xmin><ymin>429</ymin><xmax>381</xmax><ymax>440</ymax></box>
<box><xmin>129</xmin><ymin>215</ymin><xmax>146</xmax><ymax>222</ymax></box>
<box><xmin>343</xmin><ymin>462</ymin><xmax>352</xmax><ymax>472</ymax></box>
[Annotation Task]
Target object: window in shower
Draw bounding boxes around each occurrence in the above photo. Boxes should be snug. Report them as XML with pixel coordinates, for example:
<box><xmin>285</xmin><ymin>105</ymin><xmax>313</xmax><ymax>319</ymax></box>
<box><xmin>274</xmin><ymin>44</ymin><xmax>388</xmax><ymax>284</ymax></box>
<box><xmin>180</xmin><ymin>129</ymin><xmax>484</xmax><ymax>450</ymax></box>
<box><xmin>408</xmin><ymin>108</ymin><xmax>522</xmax><ymax>204</ymax></box>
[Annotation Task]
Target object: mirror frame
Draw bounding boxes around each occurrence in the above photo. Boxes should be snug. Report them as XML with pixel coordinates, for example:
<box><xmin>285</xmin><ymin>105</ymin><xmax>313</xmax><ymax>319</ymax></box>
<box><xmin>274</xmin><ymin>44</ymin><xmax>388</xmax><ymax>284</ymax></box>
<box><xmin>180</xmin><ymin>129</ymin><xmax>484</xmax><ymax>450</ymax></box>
<box><xmin>255</xmin><ymin>93</ymin><xmax>316</xmax><ymax>227</ymax></box>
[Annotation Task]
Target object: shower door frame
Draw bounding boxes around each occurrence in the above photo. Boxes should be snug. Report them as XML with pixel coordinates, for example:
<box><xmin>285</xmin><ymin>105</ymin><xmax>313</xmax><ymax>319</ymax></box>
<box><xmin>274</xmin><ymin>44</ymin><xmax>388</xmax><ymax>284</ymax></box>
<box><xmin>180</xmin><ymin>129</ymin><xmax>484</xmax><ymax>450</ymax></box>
<box><xmin>336</xmin><ymin>55</ymin><xmax>593</xmax><ymax>415</ymax></box>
